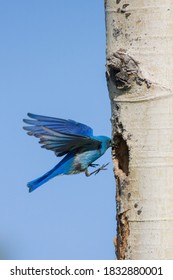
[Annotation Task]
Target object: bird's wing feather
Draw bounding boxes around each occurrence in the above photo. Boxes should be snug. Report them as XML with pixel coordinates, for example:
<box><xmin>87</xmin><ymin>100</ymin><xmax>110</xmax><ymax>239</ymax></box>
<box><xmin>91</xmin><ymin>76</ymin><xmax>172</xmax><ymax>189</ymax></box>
<box><xmin>38</xmin><ymin>127</ymin><xmax>100</xmax><ymax>156</ymax></box>
<box><xmin>23</xmin><ymin>114</ymin><xmax>101</xmax><ymax>156</ymax></box>
<box><xmin>23</xmin><ymin>113</ymin><xmax>93</xmax><ymax>136</ymax></box>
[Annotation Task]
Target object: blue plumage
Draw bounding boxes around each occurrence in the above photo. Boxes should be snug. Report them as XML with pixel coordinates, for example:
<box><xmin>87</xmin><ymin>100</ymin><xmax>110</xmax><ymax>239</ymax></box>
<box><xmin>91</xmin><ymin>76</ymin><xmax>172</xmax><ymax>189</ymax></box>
<box><xmin>23</xmin><ymin>113</ymin><xmax>111</xmax><ymax>192</ymax></box>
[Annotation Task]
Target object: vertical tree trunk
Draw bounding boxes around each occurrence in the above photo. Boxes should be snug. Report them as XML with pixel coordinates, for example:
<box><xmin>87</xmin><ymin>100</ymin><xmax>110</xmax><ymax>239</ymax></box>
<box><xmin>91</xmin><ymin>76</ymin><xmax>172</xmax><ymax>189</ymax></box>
<box><xmin>105</xmin><ymin>0</ymin><xmax>173</xmax><ymax>259</ymax></box>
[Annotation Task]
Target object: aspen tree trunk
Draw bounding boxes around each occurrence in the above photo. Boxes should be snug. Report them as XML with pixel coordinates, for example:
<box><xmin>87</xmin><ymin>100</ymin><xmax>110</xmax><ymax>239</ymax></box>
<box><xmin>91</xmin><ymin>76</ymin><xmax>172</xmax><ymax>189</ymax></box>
<box><xmin>105</xmin><ymin>0</ymin><xmax>173</xmax><ymax>259</ymax></box>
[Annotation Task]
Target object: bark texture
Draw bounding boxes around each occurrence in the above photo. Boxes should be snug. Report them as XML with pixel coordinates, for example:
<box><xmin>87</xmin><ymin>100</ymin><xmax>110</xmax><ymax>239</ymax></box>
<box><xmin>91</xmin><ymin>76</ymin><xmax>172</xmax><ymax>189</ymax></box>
<box><xmin>105</xmin><ymin>0</ymin><xmax>173</xmax><ymax>259</ymax></box>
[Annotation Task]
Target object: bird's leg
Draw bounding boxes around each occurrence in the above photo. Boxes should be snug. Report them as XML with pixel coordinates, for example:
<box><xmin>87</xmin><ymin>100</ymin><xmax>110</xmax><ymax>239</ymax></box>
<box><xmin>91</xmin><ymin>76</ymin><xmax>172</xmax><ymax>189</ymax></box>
<box><xmin>85</xmin><ymin>163</ymin><xmax>109</xmax><ymax>177</ymax></box>
<box><xmin>89</xmin><ymin>163</ymin><xmax>99</xmax><ymax>168</ymax></box>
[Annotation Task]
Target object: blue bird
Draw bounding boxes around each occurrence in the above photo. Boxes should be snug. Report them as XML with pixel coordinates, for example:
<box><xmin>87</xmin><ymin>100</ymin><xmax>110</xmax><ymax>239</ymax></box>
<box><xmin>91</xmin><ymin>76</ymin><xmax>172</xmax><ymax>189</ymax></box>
<box><xmin>23</xmin><ymin>113</ymin><xmax>111</xmax><ymax>192</ymax></box>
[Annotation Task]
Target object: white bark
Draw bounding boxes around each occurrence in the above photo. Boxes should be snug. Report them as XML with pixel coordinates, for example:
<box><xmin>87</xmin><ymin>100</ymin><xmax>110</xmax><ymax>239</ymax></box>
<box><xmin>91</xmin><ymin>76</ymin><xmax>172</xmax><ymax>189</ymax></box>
<box><xmin>105</xmin><ymin>0</ymin><xmax>173</xmax><ymax>259</ymax></box>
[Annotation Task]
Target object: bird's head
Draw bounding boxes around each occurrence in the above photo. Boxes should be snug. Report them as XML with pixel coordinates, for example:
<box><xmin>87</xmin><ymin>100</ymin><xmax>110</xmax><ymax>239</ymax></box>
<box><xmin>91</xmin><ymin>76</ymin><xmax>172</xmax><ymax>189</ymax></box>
<box><xmin>96</xmin><ymin>136</ymin><xmax>112</xmax><ymax>151</ymax></box>
<box><xmin>105</xmin><ymin>136</ymin><xmax>112</xmax><ymax>149</ymax></box>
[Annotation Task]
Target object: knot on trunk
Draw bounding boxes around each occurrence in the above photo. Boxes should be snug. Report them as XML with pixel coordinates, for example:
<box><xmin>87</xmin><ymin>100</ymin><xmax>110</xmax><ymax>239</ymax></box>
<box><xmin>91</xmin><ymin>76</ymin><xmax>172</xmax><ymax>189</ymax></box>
<box><xmin>106</xmin><ymin>49</ymin><xmax>151</xmax><ymax>90</ymax></box>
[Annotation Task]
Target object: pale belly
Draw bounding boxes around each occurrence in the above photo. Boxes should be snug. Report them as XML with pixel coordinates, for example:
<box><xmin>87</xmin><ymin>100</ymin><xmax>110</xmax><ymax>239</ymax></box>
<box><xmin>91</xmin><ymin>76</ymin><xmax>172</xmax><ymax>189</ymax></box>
<box><xmin>71</xmin><ymin>150</ymin><xmax>102</xmax><ymax>173</ymax></box>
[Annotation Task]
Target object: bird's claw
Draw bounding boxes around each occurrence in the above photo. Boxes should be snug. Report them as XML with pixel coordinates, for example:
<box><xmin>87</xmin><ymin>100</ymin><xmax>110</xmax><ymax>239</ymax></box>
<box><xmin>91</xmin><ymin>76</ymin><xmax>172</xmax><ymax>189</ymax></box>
<box><xmin>85</xmin><ymin>163</ymin><xmax>109</xmax><ymax>177</ymax></box>
<box><xmin>94</xmin><ymin>163</ymin><xmax>109</xmax><ymax>175</ymax></box>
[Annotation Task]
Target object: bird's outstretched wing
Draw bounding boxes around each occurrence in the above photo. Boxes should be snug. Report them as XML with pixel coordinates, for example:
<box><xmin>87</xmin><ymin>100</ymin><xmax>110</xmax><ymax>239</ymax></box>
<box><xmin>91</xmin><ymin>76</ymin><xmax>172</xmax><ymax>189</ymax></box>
<box><xmin>23</xmin><ymin>113</ymin><xmax>93</xmax><ymax>136</ymax></box>
<box><xmin>23</xmin><ymin>113</ymin><xmax>100</xmax><ymax>156</ymax></box>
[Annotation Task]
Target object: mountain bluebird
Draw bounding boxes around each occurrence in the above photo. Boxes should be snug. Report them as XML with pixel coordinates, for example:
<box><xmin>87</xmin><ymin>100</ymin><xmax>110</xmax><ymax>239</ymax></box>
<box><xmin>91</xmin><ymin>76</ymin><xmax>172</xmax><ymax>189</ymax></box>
<box><xmin>23</xmin><ymin>113</ymin><xmax>111</xmax><ymax>192</ymax></box>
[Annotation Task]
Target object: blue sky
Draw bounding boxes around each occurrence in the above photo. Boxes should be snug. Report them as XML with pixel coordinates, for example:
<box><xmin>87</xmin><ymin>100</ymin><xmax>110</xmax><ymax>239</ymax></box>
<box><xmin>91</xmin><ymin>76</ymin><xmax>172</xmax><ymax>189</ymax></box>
<box><xmin>0</xmin><ymin>0</ymin><xmax>115</xmax><ymax>260</ymax></box>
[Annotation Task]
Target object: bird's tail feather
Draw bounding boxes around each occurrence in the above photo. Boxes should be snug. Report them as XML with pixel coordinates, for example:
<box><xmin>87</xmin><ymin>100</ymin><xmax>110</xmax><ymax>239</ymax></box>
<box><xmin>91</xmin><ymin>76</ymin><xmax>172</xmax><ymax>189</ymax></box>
<box><xmin>27</xmin><ymin>153</ymin><xmax>74</xmax><ymax>192</ymax></box>
<box><xmin>27</xmin><ymin>163</ymin><xmax>63</xmax><ymax>192</ymax></box>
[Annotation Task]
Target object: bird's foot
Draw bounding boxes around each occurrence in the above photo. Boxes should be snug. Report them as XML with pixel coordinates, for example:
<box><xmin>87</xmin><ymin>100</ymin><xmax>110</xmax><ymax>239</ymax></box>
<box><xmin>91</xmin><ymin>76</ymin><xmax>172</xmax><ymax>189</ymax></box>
<box><xmin>85</xmin><ymin>163</ymin><xmax>109</xmax><ymax>177</ymax></box>
<box><xmin>94</xmin><ymin>163</ymin><xmax>109</xmax><ymax>175</ymax></box>
<box><xmin>89</xmin><ymin>163</ymin><xmax>99</xmax><ymax>168</ymax></box>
